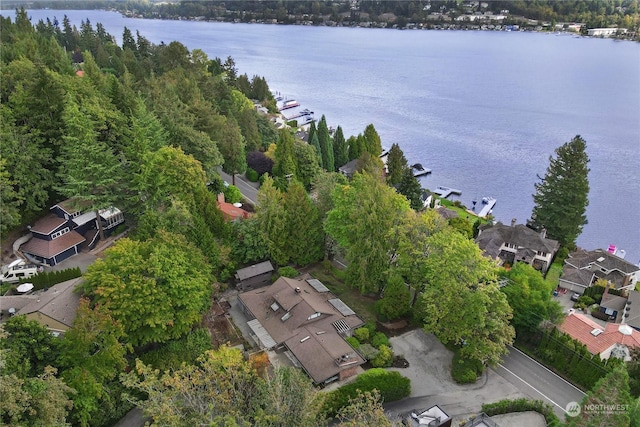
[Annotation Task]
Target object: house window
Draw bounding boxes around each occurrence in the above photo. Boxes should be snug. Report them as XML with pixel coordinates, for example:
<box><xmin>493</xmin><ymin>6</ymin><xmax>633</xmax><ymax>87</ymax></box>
<box><xmin>104</xmin><ymin>211</ymin><xmax>124</xmax><ymax>229</ymax></box>
<box><xmin>536</xmin><ymin>251</ymin><xmax>546</xmax><ymax>257</ymax></box>
<box><xmin>307</xmin><ymin>312</ymin><xmax>321</xmax><ymax>320</ymax></box>
<box><xmin>51</xmin><ymin>227</ymin><xmax>70</xmax><ymax>239</ymax></box>
<box><xmin>71</xmin><ymin>211</ymin><xmax>81</xmax><ymax>218</ymax></box>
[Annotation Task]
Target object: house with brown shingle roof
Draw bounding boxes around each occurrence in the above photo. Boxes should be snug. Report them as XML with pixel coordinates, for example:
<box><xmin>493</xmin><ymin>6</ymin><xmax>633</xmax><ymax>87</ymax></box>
<box><xmin>21</xmin><ymin>198</ymin><xmax>124</xmax><ymax>266</ymax></box>
<box><xmin>475</xmin><ymin>219</ymin><xmax>559</xmax><ymax>273</ymax></box>
<box><xmin>558</xmin><ymin>311</ymin><xmax>640</xmax><ymax>361</ymax></box>
<box><xmin>237</xmin><ymin>275</ymin><xmax>365</xmax><ymax>385</ymax></box>
<box><xmin>217</xmin><ymin>193</ymin><xmax>251</xmax><ymax>222</ymax></box>
<box><xmin>558</xmin><ymin>249</ymin><xmax>640</xmax><ymax>295</ymax></box>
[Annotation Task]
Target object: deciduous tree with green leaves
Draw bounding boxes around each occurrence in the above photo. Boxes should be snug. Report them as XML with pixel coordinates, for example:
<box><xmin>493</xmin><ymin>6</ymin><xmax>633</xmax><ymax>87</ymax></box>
<box><xmin>417</xmin><ymin>229</ymin><xmax>515</xmax><ymax>365</ymax></box>
<box><xmin>58</xmin><ymin>299</ymin><xmax>127</xmax><ymax>427</ymax></box>
<box><xmin>82</xmin><ymin>231</ymin><xmax>213</xmax><ymax>347</ymax></box>
<box><xmin>530</xmin><ymin>135</ymin><xmax>590</xmax><ymax>249</ymax></box>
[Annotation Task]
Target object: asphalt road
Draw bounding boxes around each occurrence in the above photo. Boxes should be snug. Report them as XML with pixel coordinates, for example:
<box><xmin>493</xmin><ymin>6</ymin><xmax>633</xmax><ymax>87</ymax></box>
<box><xmin>494</xmin><ymin>345</ymin><xmax>586</xmax><ymax>418</ymax></box>
<box><xmin>217</xmin><ymin>169</ymin><xmax>259</xmax><ymax>205</ymax></box>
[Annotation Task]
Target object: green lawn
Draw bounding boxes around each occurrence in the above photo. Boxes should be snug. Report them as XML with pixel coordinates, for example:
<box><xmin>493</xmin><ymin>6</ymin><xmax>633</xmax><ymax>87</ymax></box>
<box><xmin>545</xmin><ymin>263</ymin><xmax>563</xmax><ymax>290</ymax></box>
<box><xmin>308</xmin><ymin>264</ymin><xmax>378</xmax><ymax>324</ymax></box>
<box><xmin>438</xmin><ymin>198</ymin><xmax>490</xmax><ymax>224</ymax></box>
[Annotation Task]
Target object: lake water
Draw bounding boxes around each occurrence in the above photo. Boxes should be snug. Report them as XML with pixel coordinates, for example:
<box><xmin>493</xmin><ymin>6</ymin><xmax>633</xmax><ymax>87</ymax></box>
<box><xmin>20</xmin><ymin>9</ymin><xmax>640</xmax><ymax>263</ymax></box>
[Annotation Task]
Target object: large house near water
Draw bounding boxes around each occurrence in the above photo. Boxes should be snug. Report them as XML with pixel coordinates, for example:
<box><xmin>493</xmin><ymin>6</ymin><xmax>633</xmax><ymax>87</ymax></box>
<box><xmin>558</xmin><ymin>249</ymin><xmax>640</xmax><ymax>295</ymax></box>
<box><xmin>475</xmin><ymin>219</ymin><xmax>559</xmax><ymax>273</ymax></box>
<box><xmin>237</xmin><ymin>275</ymin><xmax>365</xmax><ymax>385</ymax></box>
<box><xmin>20</xmin><ymin>198</ymin><xmax>124</xmax><ymax>266</ymax></box>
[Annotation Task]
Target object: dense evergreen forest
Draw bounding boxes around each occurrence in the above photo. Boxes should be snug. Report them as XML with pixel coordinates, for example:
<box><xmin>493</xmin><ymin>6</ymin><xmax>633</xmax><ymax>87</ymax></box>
<box><xmin>3</xmin><ymin>0</ymin><xmax>639</xmax><ymax>36</ymax></box>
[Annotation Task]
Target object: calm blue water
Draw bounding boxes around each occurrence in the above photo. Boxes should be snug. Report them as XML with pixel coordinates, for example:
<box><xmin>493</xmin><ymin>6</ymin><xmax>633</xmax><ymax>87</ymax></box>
<box><xmin>20</xmin><ymin>10</ymin><xmax>640</xmax><ymax>263</ymax></box>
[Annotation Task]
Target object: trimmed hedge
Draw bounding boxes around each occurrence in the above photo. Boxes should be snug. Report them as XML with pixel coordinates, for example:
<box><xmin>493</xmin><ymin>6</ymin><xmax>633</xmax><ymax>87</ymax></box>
<box><xmin>451</xmin><ymin>351</ymin><xmax>483</xmax><ymax>384</ymax></box>
<box><xmin>345</xmin><ymin>337</ymin><xmax>360</xmax><ymax>349</ymax></box>
<box><xmin>18</xmin><ymin>267</ymin><xmax>82</xmax><ymax>291</ymax></box>
<box><xmin>482</xmin><ymin>398</ymin><xmax>562</xmax><ymax>427</ymax></box>
<box><xmin>323</xmin><ymin>369</ymin><xmax>410</xmax><ymax>417</ymax></box>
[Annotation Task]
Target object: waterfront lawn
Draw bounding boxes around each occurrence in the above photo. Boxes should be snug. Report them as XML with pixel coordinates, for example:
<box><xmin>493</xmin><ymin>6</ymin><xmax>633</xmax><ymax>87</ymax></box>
<box><xmin>438</xmin><ymin>198</ymin><xmax>490</xmax><ymax>225</ymax></box>
<box><xmin>308</xmin><ymin>264</ymin><xmax>377</xmax><ymax>324</ymax></box>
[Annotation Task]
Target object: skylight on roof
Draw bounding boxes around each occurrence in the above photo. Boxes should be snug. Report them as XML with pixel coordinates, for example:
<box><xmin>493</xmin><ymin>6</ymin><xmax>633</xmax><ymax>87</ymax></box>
<box><xmin>270</xmin><ymin>302</ymin><xmax>280</xmax><ymax>311</ymax></box>
<box><xmin>590</xmin><ymin>328</ymin><xmax>603</xmax><ymax>336</ymax></box>
<box><xmin>597</xmin><ymin>257</ymin><xmax>605</xmax><ymax>262</ymax></box>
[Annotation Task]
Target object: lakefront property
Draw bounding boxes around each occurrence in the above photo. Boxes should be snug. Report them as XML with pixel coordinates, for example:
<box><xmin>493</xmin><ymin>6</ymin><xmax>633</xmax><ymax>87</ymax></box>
<box><xmin>0</xmin><ymin>5</ymin><xmax>638</xmax><ymax>427</ymax></box>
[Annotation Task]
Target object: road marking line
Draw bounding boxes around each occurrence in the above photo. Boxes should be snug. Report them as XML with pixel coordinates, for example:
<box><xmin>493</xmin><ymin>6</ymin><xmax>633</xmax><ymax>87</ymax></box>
<box><xmin>497</xmin><ymin>363</ymin><xmax>568</xmax><ymax>413</ymax></box>
<box><xmin>508</xmin><ymin>346</ymin><xmax>586</xmax><ymax>396</ymax></box>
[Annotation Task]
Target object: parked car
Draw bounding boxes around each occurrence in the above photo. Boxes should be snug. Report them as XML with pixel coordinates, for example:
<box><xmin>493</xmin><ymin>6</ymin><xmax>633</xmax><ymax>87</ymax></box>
<box><xmin>571</xmin><ymin>293</ymin><xmax>580</xmax><ymax>302</ymax></box>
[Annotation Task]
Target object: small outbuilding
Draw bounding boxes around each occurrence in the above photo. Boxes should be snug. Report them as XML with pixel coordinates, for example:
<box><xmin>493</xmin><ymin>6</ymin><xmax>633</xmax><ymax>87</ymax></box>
<box><xmin>235</xmin><ymin>261</ymin><xmax>274</xmax><ymax>292</ymax></box>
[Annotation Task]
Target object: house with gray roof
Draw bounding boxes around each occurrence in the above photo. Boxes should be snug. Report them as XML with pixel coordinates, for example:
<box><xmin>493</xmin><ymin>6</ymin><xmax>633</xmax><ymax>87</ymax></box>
<box><xmin>0</xmin><ymin>278</ymin><xmax>83</xmax><ymax>334</ymax></box>
<box><xmin>235</xmin><ymin>261</ymin><xmax>274</xmax><ymax>292</ymax></box>
<box><xmin>559</xmin><ymin>249</ymin><xmax>640</xmax><ymax>295</ymax></box>
<box><xmin>237</xmin><ymin>275</ymin><xmax>365</xmax><ymax>385</ymax></box>
<box><xmin>475</xmin><ymin>219</ymin><xmax>559</xmax><ymax>273</ymax></box>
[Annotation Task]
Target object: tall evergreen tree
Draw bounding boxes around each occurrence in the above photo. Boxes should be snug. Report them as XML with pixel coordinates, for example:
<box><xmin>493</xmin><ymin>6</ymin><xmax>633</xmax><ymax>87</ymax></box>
<box><xmin>386</xmin><ymin>143</ymin><xmax>408</xmax><ymax>186</ymax></box>
<box><xmin>530</xmin><ymin>135</ymin><xmax>590</xmax><ymax>249</ymax></box>
<box><xmin>317</xmin><ymin>115</ymin><xmax>334</xmax><ymax>172</ymax></box>
<box><xmin>309</xmin><ymin>133</ymin><xmax>323</xmax><ymax>168</ymax></box>
<box><xmin>332</xmin><ymin>125</ymin><xmax>349</xmax><ymax>169</ymax></box>
<box><xmin>255</xmin><ymin>176</ymin><xmax>288</xmax><ymax>265</ymax></box>
<box><xmin>283</xmin><ymin>182</ymin><xmax>324</xmax><ymax>266</ymax></box>
<box><xmin>397</xmin><ymin>167</ymin><xmax>423</xmax><ymax>210</ymax></box>
<box><xmin>348</xmin><ymin>134</ymin><xmax>366</xmax><ymax>161</ymax></box>
<box><xmin>363</xmin><ymin>124</ymin><xmax>382</xmax><ymax>157</ymax></box>
<box><xmin>273</xmin><ymin>129</ymin><xmax>297</xmax><ymax>180</ymax></box>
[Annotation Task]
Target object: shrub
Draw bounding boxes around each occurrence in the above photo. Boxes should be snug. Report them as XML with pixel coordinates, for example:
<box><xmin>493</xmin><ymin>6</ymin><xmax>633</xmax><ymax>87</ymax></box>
<box><xmin>277</xmin><ymin>266</ymin><xmax>299</xmax><ymax>278</ymax></box>
<box><xmin>345</xmin><ymin>337</ymin><xmax>360</xmax><ymax>349</ymax></box>
<box><xmin>223</xmin><ymin>185</ymin><xmax>243</xmax><ymax>204</ymax></box>
<box><xmin>245</xmin><ymin>167</ymin><xmax>259</xmax><ymax>182</ymax></box>
<box><xmin>353</xmin><ymin>327</ymin><xmax>370</xmax><ymax>343</ymax></box>
<box><xmin>370</xmin><ymin>344</ymin><xmax>394</xmax><ymax>368</ymax></box>
<box><xmin>323</xmin><ymin>369</ymin><xmax>410</xmax><ymax>417</ymax></box>
<box><xmin>371</xmin><ymin>332</ymin><xmax>390</xmax><ymax>349</ymax></box>
<box><xmin>246</xmin><ymin>151</ymin><xmax>274</xmax><ymax>176</ymax></box>
<box><xmin>358</xmin><ymin>343</ymin><xmax>379</xmax><ymax>361</ymax></box>
<box><xmin>482</xmin><ymin>399</ymin><xmax>561</xmax><ymax>427</ymax></box>
<box><xmin>451</xmin><ymin>351</ymin><xmax>483</xmax><ymax>384</ymax></box>
<box><xmin>113</xmin><ymin>223</ymin><xmax>128</xmax><ymax>235</ymax></box>
<box><xmin>139</xmin><ymin>328</ymin><xmax>213</xmax><ymax>371</ymax></box>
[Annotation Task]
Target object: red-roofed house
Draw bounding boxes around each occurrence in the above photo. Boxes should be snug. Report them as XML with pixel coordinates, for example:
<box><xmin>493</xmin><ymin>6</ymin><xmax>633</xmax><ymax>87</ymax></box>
<box><xmin>217</xmin><ymin>193</ymin><xmax>251</xmax><ymax>221</ymax></box>
<box><xmin>558</xmin><ymin>311</ymin><xmax>640</xmax><ymax>361</ymax></box>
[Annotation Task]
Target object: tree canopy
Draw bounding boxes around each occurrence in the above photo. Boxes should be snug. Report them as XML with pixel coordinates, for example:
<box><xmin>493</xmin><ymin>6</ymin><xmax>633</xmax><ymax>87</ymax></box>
<box><xmin>530</xmin><ymin>135</ymin><xmax>590</xmax><ymax>249</ymax></box>
<box><xmin>82</xmin><ymin>231</ymin><xmax>213</xmax><ymax>347</ymax></box>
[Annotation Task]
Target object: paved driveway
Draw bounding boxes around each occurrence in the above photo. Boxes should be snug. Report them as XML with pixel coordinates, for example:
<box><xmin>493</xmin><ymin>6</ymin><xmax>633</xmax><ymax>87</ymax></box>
<box><xmin>384</xmin><ymin>329</ymin><xmax>532</xmax><ymax>425</ymax></box>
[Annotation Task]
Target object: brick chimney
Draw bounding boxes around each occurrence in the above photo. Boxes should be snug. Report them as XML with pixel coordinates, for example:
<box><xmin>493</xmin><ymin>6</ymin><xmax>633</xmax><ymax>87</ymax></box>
<box><xmin>217</xmin><ymin>193</ymin><xmax>225</xmax><ymax>204</ymax></box>
<box><xmin>540</xmin><ymin>227</ymin><xmax>547</xmax><ymax>239</ymax></box>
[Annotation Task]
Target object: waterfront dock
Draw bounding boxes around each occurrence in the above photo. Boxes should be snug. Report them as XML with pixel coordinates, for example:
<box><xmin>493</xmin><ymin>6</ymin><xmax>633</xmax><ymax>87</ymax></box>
<box><xmin>433</xmin><ymin>186</ymin><xmax>461</xmax><ymax>198</ymax></box>
<box><xmin>473</xmin><ymin>197</ymin><xmax>496</xmax><ymax>217</ymax></box>
<box><xmin>413</xmin><ymin>169</ymin><xmax>432</xmax><ymax>177</ymax></box>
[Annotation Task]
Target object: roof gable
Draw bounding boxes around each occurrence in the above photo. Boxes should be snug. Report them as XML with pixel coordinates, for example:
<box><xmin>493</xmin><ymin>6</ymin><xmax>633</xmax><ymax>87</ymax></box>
<box><xmin>18</xmin><ymin>278</ymin><xmax>83</xmax><ymax>328</ymax></box>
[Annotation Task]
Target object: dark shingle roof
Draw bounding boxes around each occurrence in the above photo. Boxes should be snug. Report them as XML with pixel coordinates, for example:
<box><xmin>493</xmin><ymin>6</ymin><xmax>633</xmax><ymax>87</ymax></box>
<box><xmin>235</xmin><ymin>261</ymin><xmax>274</xmax><ymax>281</ymax></box>
<box><xmin>476</xmin><ymin>223</ymin><xmax>559</xmax><ymax>258</ymax></box>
